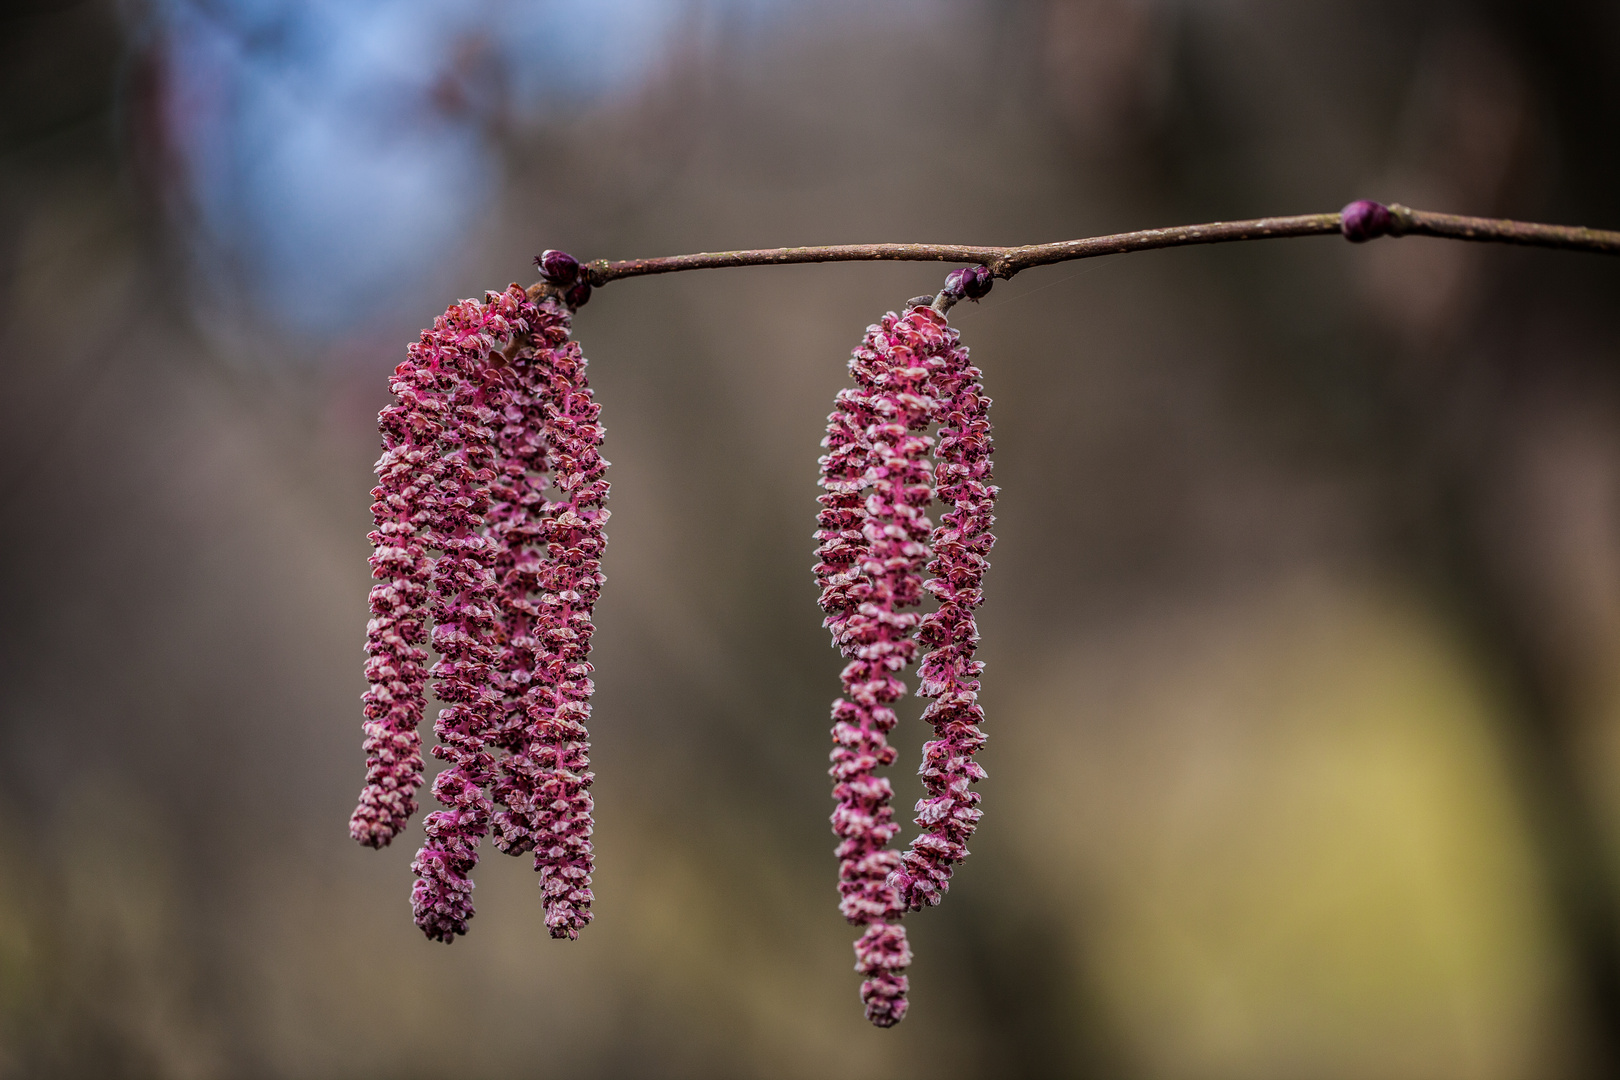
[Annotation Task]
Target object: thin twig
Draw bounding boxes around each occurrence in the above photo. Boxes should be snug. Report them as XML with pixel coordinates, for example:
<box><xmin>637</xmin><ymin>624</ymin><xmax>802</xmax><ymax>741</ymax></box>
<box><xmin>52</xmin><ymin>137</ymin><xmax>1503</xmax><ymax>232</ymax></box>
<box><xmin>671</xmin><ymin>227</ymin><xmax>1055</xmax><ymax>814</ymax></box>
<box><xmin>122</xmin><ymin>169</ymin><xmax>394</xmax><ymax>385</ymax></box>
<box><xmin>539</xmin><ymin>204</ymin><xmax>1620</xmax><ymax>296</ymax></box>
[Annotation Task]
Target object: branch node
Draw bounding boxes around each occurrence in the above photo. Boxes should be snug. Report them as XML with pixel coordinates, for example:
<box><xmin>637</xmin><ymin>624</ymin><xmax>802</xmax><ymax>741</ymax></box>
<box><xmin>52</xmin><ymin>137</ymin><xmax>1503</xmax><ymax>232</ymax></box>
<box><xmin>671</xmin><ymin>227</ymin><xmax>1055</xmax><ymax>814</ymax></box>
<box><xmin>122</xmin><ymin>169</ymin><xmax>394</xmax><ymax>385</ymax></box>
<box><xmin>1386</xmin><ymin>202</ymin><xmax>1416</xmax><ymax>237</ymax></box>
<box><xmin>1341</xmin><ymin>200</ymin><xmax>1397</xmax><ymax>243</ymax></box>
<box><xmin>930</xmin><ymin>265</ymin><xmax>992</xmax><ymax>314</ymax></box>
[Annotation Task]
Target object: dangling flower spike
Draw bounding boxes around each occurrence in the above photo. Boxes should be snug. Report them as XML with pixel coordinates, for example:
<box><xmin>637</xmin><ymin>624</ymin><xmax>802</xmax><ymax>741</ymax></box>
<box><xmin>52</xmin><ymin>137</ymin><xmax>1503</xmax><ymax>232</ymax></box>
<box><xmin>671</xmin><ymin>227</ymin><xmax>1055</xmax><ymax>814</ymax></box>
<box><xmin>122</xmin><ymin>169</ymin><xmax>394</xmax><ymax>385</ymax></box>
<box><xmin>518</xmin><ymin>255</ymin><xmax>608</xmax><ymax>940</ymax></box>
<box><xmin>891</xmin><ymin>271</ymin><xmax>997</xmax><ymax>913</ymax></box>
<box><xmin>491</xmin><ymin>302</ymin><xmax>609</xmax><ymax>939</ymax></box>
<box><xmin>816</xmin><ymin>306</ymin><xmax>941</xmax><ymax>1027</ymax></box>
<box><xmin>350</xmin><ymin>318</ymin><xmax>450</xmax><ymax>849</ymax></box>
<box><xmin>408</xmin><ymin>289</ymin><xmax>519</xmax><ymax>942</ymax></box>
<box><xmin>353</xmin><ymin>267</ymin><xmax>606</xmax><ymax>943</ymax></box>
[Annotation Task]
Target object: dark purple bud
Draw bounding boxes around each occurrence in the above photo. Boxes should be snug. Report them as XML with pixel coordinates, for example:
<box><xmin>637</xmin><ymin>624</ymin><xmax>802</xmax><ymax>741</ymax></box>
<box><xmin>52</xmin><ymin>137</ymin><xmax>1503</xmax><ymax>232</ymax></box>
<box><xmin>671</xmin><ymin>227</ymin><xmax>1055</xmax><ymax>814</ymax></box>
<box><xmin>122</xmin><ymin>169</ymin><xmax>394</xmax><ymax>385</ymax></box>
<box><xmin>961</xmin><ymin>265</ymin><xmax>992</xmax><ymax>300</ymax></box>
<box><xmin>536</xmin><ymin>249</ymin><xmax>581</xmax><ymax>284</ymax></box>
<box><xmin>563</xmin><ymin>280</ymin><xmax>591</xmax><ymax>308</ymax></box>
<box><xmin>941</xmin><ymin>268</ymin><xmax>969</xmax><ymax>299</ymax></box>
<box><xmin>1340</xmin><ymin>200</ymin><xmax>1393</xmax><ymax>243</ymax></box>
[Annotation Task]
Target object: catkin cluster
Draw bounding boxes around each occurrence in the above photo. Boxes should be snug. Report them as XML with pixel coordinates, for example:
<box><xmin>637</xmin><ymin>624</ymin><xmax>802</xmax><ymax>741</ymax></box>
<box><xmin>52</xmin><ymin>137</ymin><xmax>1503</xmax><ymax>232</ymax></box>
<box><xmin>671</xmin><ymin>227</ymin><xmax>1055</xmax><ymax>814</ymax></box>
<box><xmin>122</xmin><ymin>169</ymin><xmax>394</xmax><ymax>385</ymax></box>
<box><xmin>352</xmin><ymin>280</ymin><xmax>606</xmax><ymax>943</ymax></box>
<box><xmin>815</xmin><ymin>279</ymin><xmax>997</xmax><ymax>1026</ymax></box>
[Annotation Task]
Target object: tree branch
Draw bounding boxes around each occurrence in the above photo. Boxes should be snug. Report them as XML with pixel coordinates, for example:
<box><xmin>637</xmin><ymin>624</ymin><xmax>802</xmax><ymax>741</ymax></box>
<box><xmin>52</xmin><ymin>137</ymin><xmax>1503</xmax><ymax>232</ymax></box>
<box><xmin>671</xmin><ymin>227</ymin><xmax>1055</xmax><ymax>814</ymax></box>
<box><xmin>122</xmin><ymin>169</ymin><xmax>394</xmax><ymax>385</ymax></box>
<box><xmin>534</xmin><ymin>203</ymin><xmax>1620</xmax><ymax>298</ymax></box>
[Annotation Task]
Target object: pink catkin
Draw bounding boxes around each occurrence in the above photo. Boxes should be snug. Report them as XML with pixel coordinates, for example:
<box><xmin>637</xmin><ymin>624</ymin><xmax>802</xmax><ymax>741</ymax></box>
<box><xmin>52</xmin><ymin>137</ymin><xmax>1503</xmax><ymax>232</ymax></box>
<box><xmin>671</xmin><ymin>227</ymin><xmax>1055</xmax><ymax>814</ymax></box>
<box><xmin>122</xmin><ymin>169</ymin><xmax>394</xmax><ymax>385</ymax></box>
<box><xmin>350</xmin><ymin>326</ymin><xmax>451</xmax><ymax>847</ymax></box>
<box><xmin>892</xmin><ymin>313</ymin><xmax>996</xmax><ymax>913</ymax></box>
<box><xmin>407</xmin><ymin>289</ymin><xmax>523</xmax><ymax>942</ymax></box>
<box><xmin>816</xmin><ymin>305</ymin><xmax>943</xmax><ymax>1028</ymax></box>
<box><xmin>486</xmin><ymin>300</ymin><xmax>568</xmax><ymax>860</ymax></box>
<box><xmin>488</xmin><ymin>297</ymin><xmax>607</xmax><ymax>940</ymax></box>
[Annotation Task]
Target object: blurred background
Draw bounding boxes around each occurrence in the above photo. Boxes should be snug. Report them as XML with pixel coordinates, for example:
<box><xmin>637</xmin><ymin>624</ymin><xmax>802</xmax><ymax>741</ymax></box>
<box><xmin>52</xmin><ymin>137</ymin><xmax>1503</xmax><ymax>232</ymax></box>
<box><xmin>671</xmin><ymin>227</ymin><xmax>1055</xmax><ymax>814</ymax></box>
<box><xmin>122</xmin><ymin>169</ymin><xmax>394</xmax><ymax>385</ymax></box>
<box><xmin>4</xmin><ymin>0</ymin><xmax>1620</xmax><ymax>1076</ymax></box>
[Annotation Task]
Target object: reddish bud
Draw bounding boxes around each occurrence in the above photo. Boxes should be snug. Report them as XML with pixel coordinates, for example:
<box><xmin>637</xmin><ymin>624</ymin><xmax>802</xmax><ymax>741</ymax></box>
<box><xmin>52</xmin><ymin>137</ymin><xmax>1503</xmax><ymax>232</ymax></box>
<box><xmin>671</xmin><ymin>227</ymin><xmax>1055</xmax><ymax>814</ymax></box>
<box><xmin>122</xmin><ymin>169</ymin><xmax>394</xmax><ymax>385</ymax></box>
<box><xmin>940</xmin><ymin>265</ymin><xmax>993</xmax><ymax>304</ymax></box>
<box><xmin>536</xmin><ymin>249</ymin><xmax>581</xmax><ymax>284</ymax></box>
<box><xmin>961</xmin><ymin>265</ymin><xmax>992</xmax><ymax>300</ymax></box>
<box><xmin>563</xmin><ymin>280</ymin><xmax>592</xmax><ymax>308</ymax></box>
<box><xmin>1340</xmin><ymin>200</ymin><xmax>1394</xmax><ymax>243</ymax></box>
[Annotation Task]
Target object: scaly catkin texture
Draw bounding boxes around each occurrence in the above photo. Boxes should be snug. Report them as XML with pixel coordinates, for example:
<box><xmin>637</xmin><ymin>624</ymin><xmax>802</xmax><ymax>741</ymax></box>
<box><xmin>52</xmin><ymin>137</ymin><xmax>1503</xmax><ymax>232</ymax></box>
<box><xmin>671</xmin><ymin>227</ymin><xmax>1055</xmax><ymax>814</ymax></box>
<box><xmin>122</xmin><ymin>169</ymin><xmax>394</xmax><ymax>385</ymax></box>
<box><xmin>407</xmin><ymin>289</ymin><xmax>521</xmax><ymax>942</ymax></box>
<box><xmin>816</xmin><ymin>305</ymin><xmax>943</xmax><ymax>1027</ymax></box>
<box><xmin>891</xmin><ymin>310</ymin><xmax>996</xmax><ymax>913</ymax></box>
<box><xmin>351</xmin><ymin>324</ymin><xmax>452</xmax><ymax>848</ymax></box>
<box><xmin>487</xmin><ymin>297</ymin><xmax>571</xmax><ymax>865</ymax></box>
<box><xmin>518</xmin><ymin>304</ymin><xmax>609</xmax><ymax>939</ymax></box>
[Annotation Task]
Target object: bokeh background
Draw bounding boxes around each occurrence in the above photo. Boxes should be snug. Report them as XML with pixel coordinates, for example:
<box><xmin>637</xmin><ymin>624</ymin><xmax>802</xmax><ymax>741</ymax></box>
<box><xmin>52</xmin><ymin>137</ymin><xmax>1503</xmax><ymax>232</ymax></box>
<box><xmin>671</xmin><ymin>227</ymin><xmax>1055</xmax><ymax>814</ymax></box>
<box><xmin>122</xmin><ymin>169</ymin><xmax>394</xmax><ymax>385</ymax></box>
<box><xmin>5</xmin><ymin>1</ymin><xmax>1620</xmax><ymax>1076</ymax></box>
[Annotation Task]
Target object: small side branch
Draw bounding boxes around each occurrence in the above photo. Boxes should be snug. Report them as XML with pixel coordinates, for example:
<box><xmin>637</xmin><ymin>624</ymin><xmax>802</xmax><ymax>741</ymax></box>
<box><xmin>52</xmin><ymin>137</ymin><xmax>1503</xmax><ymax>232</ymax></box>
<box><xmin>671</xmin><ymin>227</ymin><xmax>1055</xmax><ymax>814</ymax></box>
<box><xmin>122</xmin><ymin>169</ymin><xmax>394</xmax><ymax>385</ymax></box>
<box><xmin>545</xmin><ymin>203</ymin><xmax>1620</xmax><ymax>297</ymax></box>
